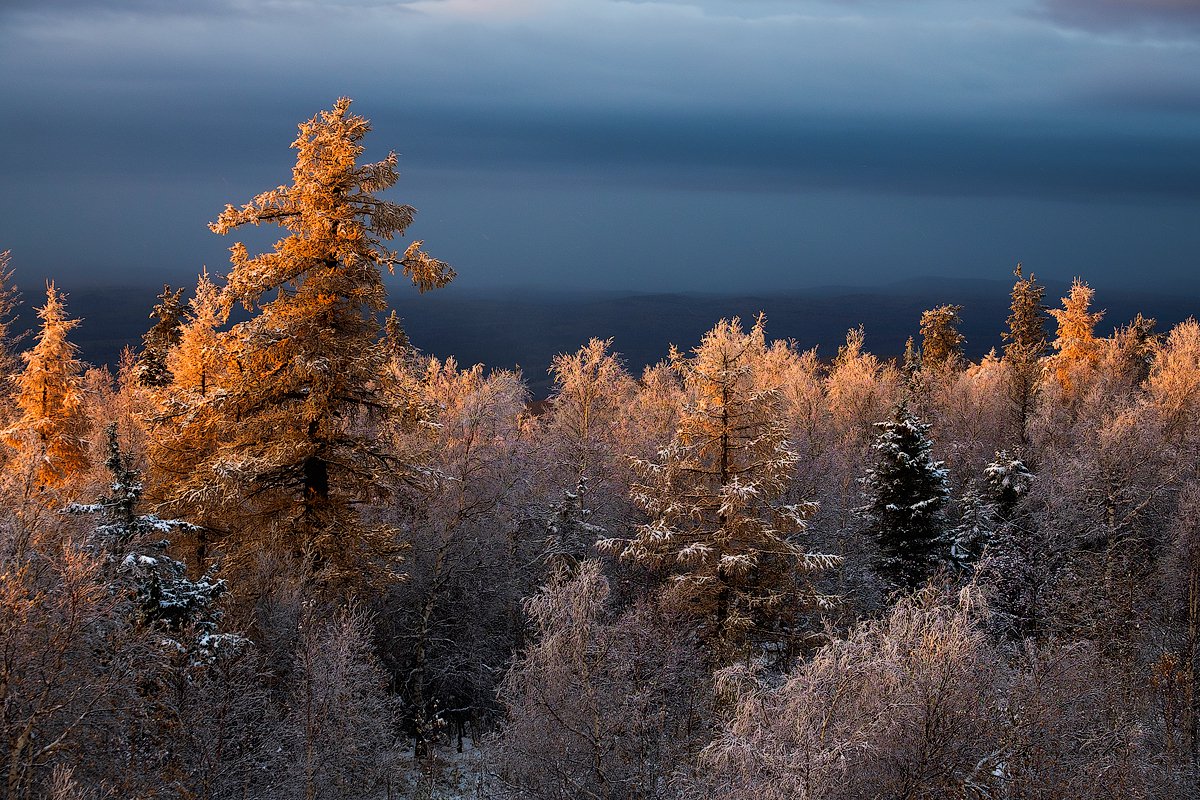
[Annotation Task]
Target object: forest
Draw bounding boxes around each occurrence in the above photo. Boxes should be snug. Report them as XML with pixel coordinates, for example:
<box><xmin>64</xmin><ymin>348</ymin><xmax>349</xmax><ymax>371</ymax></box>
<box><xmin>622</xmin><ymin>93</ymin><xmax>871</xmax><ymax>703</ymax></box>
<box><xmin>1</xmin><ymin>99</ymin><xmax>1198</xmax><ymax>799</ymax></box>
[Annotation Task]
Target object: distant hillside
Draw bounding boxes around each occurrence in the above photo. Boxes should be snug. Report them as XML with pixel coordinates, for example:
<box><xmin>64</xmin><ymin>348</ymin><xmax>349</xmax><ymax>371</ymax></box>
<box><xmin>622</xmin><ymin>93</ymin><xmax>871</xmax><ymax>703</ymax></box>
<box><xmin>390</xmin><ymin>278</ymin><xmax>1197</xmax><ymax>397</ymax></box>
<box><xmin>26</xmin><ymin>279</ymin><xmax>1198</xmax><ymax>399</ymax></box>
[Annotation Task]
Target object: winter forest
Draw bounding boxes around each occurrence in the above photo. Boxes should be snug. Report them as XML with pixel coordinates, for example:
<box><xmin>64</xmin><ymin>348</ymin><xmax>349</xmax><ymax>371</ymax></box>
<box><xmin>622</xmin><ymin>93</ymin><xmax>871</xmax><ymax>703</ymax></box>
<box><xmin>2</xmin><ymin>99</ymin><xmax>1199</xmax><ymax>799</ymax></box>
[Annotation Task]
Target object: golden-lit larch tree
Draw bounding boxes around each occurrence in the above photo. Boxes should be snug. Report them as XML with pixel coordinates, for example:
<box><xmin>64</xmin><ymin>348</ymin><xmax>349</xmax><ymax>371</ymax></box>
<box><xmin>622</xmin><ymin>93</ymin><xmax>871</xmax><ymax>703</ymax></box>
<box><xmin>918</xmin><ymin>303</ymin><xmax>965</xmax><ymax>372</ymax></box>
<box><xmin>4</xmin><ymin>283</ymin><xmax>90</xmax><ymax>488</ymax></box>
<box><xmin>602</xmin><ymin>316</ymin><xmax>840</xmax><ymax>657</ymax></box>
<box><xmin>146</xmin><ymin>271</ymin><xmax>232</xmax><ymax>565</ymax></box>
<box><xmin>184</xmin><ymin>98</ymin><xmax>455</xmax><ymax>578</ymax></box>
<box><xmin>165</xmin><ymin>271</ymin><xmax>228</xmax><ymax>402</ymax></box>
<box><xmin>1048</xmin><ymin>277</ymin><xmax>1104</xmax><ymax>397</ymax></box>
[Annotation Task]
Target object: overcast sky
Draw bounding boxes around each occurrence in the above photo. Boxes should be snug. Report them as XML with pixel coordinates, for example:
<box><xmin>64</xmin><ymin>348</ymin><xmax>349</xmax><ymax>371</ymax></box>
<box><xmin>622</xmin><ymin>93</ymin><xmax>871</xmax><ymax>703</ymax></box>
<box><xmin>1</xmin><ymin>0</ymin><xmax>1198</xmax><ymax>294</ymax></box>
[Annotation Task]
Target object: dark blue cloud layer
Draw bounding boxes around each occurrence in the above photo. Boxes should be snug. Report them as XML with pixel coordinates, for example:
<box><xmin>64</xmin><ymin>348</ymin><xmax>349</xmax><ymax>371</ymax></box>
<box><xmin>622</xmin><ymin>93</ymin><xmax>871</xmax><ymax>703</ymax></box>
<box><xmin>1</xmin><ymin>0</ymin><xmax>1198</xmax><ymax>295</ymax></box>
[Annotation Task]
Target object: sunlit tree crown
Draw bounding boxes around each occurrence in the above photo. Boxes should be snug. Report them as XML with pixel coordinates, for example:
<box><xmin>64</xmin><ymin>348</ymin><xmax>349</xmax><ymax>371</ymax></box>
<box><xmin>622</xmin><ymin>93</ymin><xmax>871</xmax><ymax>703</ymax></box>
<box><xmin>6</xmin><ymin>283</ymin><xmax>89</xmax><ymax>487</ymax></box>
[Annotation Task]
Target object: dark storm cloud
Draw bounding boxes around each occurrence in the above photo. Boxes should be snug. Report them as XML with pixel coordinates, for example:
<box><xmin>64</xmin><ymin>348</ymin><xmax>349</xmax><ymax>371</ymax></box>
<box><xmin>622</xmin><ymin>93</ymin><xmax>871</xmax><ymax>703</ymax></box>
<box><xmin>375</xmin><ymin>106</ymin><xmax>1200</xmax><ymax>200</ymax></box>
<box><xmin>1</xmin><ymin>0</ymin><xmax>1198</xmax><ymax>293</ymax></box>
<box><xmin>6</xmin><ymin>81</ymin><xmax>1196</xmax><ymax>202</ymax></box>
<box><xmin>1032</xmin><ymin>0</ymin><xmax>1200</xmax><ymax>35</ymax></box>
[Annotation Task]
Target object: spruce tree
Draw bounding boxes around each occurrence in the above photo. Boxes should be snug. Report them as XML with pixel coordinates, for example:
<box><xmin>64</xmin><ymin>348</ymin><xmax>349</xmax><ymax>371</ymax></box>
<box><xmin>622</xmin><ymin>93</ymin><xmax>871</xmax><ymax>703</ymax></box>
<box><xmin>949</xmin><ymin>482</ymin><xmax>996</xmax><ymax>572</ymax></box>
<box><xmin>861</xmin><ymin>402</ymin><xmax>950</xmax><ymax>592</ymax></box>
<box><xmin>902</xmin><ymin>335</ymin><xmax>921</xmax><ymax>381</ymax></box>
<box><xmin>1110</xmin><ymin>313</ymin><xmax>1158</xmax><ymax>390</ymax></box>
<box><xmin>977</xmin><ymin>451</ymin><xmax>1039</xmax><ymax>638</ymax></box>
<box><xmin>178</xmin><ymin>98</ymin><xmax>454</xmax><ymax>579</ymax></box>
<box><xmin>68</xmin><ymin>424</ymin><xmax>228</xmax><ymax>635</ymax></box>
<box><xmin>949</xmin><ymin>451</ymin><xmax>1033</xmax><ymax>573</ymax></box>
<box><xmin>982</xmin><ymin>449</ymin><xmax>1033</xmax><ymax>516</ymax></box>
<box><xmin>1001</xmin><ymin>264</ymin><xmax>1047</xmax><ymax>446</ymax></box>
<box><xmin>135</xmin><ymin>284</ymin><xmax>185</xmax><ymax>388</ymax></box>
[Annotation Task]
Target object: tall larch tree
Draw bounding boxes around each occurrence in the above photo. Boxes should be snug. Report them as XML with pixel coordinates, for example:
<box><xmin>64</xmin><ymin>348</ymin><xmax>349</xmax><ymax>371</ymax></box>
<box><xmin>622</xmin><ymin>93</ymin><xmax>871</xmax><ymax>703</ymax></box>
<box><xmin>860</xmin><ymin>402</ymin><xmax>950</xmax><ymax>593</ymax></box>
<box><xmin>1002</xmin><ymin>264</ymin><xmax>1047</xmax><ymax>447</ymax></box>
<box><xmin>603</xmin><ymin>316</ymin><xmax>840</xmax><ymax>657</ymax></box>
<box><xmin>165</xmin><ymin>271</ymin><xmax>227</xmax><ymax>402</ymax></box>
<box><xmin>188</xmin><ymin>98</ymin><xmax>455</xmax><ymax>579</ymax></box>
<box><xmin>918</xmin><ymin>303</ymin><xmax>965</xmax><ymax>372</ymax></box>
<box><xmin>1048</xmin><ymin>277</ymin><xmax>1104</xmax><ymax>397</ymax></box>
<box><xmin>4</xmin><ymin>283</ymin><xmax>90</xmax><ymax>489</ymax></box>
<box><xmin>149</xmin><ymin>271</ymin><xmax>231</xmax><ymax>566</ymax></box>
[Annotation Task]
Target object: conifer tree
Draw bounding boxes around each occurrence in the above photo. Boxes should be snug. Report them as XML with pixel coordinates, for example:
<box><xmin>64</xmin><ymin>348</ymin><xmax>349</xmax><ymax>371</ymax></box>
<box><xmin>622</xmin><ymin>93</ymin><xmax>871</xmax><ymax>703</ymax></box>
<box><xmin>976</xmin><ymin>451</ymin><xmax>1040</xmax><ymax>638</ymax></box>
<box><xmin>983</xmin><ymin>449</ymin><xmax>1034</xmax><ymax>516</ymax></box>
<box><xmin>949</xmin><ymin>482</ymin><xmax>996</xmax><ymax>572</ymax></box>
<box><xmin>135</xmin><ymin>285</ymin><xmax>185</xmax><ymax>388</ymax></box>
<box><xmin>68</xmin><ymin>424</ymin><xmax>228</xmax><ymax>635</ymax></box>
<box><xmin>1048</xmin><ymin>277</ymin><xmax>1104</xmax><ymax>396</ymax></box>
<box><xmin>603</xmin><ymin>317</ymin><xmax>839</xmax><ymax>653</ymax></box>
<box><xmin>1107</xmin><ymin>313</ymin><xmax>1158</xmax><ymax>391</ymax></box>
<box><xmin>5</xmin><ymin>283</ymin><xmax>89</xmax><ymax>488</ymax></box>
<box><xmin>902</xmin><ymin>335</ymin><xmax>921</xmax><ymax>381</ymax></box>
<box><xmin>187</xmin><ymin>98</ymin><xmax>454</xmax><ymax>577</ymax></box>
<box><xmin>861</xmin><ymin>402</ymin><xmax>950</xmax><ymax>592</ymax></box>
<box><xmin>1002</xmin><ymin>264</ymin><xmax>1047</xmax><ymax>446</ymax></box>
<box><xmin>545</xmin><ymin>337</ymin><xmax>634</xmax><ymax>489</ymax></box>
<box><xmin>165</xmin><ymin>271</ymin><xmax>227</xmax><ymax>401</ymax></box>
<box><xmin>543</xmin><ymin>481</ymin><xmax>605</xmax><ymax>578</ymax></box>
<box><xmin>918</xmin><ymin>304</ymin><xmax>965</xmax><ymax>372</ymax></box>
<box><xmin>949</xmin><ymin>452</ymin><xmax>1032</xmax><ymax>573</ymax></box>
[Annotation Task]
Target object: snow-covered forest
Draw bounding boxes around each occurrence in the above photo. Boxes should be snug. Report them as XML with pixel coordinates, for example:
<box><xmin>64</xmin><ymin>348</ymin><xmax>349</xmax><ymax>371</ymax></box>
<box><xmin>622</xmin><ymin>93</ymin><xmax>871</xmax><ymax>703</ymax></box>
<box><xmin>2</xmin><ymin>100</ymin><xmax>1199</xmax><ymax>799</ymax></box>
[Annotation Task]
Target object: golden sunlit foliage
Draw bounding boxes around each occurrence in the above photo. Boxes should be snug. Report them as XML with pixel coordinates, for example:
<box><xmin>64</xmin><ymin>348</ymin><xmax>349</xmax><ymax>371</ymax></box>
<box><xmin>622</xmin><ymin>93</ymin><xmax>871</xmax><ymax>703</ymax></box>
<box><xmin>1049</xmin><ymin>277</ymin><xmax>1105</xmax><ymax>397</ymax></box>
<box><xmin>160</xmin><ymin>98</ymin><xmax>456</xmax><ymax>582</ymax></box>
<box><xmin>918</xmin><ymin>303</ymin><xmax>965</xmax><ymax>372</ymax></box>
<box><xmin>605</xmin><ymin>316</ymin><xmax>840</xmax><ymax>654</ymax></box>
<box><xmin>4</xmin><ymin>284</ymin><xmax>89</xmax><ymax>490</ymax></box>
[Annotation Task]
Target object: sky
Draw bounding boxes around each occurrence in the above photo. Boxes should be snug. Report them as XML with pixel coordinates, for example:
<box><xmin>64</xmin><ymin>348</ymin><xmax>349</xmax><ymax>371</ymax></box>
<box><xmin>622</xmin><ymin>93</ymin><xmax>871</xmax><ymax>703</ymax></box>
<box><xmin>1</xmin><ymin>0</ymin><xmax>1199</xmax><ymax>295</ymax></box>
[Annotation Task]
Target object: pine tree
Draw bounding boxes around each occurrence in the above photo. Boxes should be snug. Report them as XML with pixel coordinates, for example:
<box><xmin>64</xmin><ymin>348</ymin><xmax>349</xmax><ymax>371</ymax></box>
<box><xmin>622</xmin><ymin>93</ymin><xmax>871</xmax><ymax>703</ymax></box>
<box><xmin>918</xmin><ymin>304</ymin><xmax>965</xmax><ymax>372</ymax></box>
<box><xmin>4</xmin><ymin>283</ymin><xmax>89</xmax><ymax>488</ymax></box>
<box><xmin>1002</xmin><ymin>264</ymin><xmax>1047</xmax><ymax>446</ymax></box>
<box><xmin>135</xmin><ymin>285</ymin><xmax>185</xmax><ymax>388</ymax></box>
<box><xmin>603</xmin><ymin>316</ymin><xmax>839</xmax><ymax>653</ymax></box>
<box><xmin>181</xmin><ymin>98</ymin><xmax>454</xmax><ymax>578</ymax></box>
<box><xmin>861</xmin><ymin>402</ymin><xmax>950</xmax><ymax>592</ymax></box>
